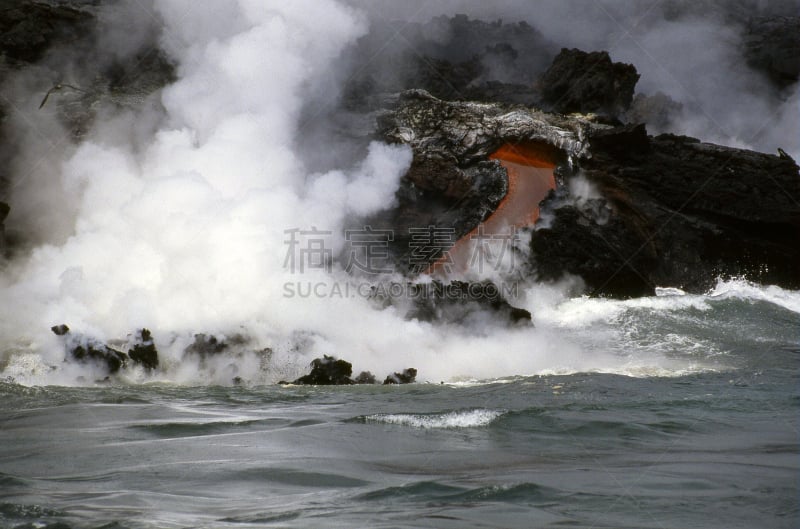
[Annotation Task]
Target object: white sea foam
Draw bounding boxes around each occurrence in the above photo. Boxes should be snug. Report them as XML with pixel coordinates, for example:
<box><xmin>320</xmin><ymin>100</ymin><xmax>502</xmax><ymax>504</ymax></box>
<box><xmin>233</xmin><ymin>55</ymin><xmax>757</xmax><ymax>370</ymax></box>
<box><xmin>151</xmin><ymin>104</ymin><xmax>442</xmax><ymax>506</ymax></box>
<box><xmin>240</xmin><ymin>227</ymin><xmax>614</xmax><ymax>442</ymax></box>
<box><xmin>707</xmin><ymin>278</ymin><xmax>800</xmax><ymax>314</ymax></box>
<box><xmin>655</xmin><ymin>287</ymin><xmax>687</xmax><ymax>297</ymax></box>
<box><xmin>363</xmin><ymin>409</ymin><xmax>505</xmax><ymax>428</ymax></box>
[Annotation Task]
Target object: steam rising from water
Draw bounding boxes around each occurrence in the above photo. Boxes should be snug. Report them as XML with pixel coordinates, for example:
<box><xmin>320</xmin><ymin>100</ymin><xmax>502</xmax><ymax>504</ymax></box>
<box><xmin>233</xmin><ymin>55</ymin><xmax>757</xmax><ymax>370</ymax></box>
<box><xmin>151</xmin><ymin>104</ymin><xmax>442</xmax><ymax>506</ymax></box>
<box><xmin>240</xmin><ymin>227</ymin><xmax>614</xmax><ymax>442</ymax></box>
<box><xmin>1</xmin><ymin>1</ymin><xmax>798</xmax><ymax>385</ymax></box>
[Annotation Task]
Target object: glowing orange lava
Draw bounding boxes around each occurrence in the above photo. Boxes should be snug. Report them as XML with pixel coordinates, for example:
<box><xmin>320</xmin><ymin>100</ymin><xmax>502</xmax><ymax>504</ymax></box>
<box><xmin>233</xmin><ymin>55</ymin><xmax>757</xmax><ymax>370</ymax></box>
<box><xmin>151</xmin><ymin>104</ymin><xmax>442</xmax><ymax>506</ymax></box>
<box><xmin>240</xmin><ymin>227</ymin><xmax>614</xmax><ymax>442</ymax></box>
<box><xmin>429</xmin><ymin>141</ymin><xmax>558</xmax><ymax>276</ymax></box>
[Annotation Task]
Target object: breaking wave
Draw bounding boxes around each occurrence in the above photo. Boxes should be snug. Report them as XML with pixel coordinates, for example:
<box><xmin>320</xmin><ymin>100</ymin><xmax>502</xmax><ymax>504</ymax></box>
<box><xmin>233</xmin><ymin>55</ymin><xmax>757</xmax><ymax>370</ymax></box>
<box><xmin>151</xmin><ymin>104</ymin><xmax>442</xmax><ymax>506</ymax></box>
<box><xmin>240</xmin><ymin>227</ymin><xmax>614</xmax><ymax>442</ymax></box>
<box><xmin>359</xmin><ymin>409</ymin><xmax>506</xmax><ymax>428</ymax></box>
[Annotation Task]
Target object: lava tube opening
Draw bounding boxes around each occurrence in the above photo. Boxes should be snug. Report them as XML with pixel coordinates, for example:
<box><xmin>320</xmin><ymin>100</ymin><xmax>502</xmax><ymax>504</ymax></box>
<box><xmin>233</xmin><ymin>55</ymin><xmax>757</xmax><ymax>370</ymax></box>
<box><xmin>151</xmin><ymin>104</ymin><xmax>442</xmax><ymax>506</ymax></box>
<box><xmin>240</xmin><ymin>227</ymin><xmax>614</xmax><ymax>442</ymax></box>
<box><xmin>430</xmin><ymin>140</ymin><xmax>560</xmax><ymax>276</ymax></box>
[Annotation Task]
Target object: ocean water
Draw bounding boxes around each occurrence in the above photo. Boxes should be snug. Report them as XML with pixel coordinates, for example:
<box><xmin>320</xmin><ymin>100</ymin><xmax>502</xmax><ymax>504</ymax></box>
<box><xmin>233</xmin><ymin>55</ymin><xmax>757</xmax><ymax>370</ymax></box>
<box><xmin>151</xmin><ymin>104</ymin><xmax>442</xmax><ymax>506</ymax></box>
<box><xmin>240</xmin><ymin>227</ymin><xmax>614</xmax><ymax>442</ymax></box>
<box><xmin>1</xmin><ymin>281</ymin><xmax>798</xmax><ymax>529</ymax></box>
<box><xmin>2</xmin><ymin>2</ymin><xmax>799</xmax><ymax>527</ymax></box>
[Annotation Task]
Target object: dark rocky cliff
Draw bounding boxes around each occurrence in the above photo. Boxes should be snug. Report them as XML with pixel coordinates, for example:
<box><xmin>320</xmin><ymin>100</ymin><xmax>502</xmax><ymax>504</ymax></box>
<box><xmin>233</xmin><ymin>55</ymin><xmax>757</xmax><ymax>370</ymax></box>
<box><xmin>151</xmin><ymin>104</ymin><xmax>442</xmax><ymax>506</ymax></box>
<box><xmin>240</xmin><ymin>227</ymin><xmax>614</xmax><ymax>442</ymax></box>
<box><xmin>377</xmin><ymin>91</ymin><xmax>799</xmax><ymax>296</ymax></box>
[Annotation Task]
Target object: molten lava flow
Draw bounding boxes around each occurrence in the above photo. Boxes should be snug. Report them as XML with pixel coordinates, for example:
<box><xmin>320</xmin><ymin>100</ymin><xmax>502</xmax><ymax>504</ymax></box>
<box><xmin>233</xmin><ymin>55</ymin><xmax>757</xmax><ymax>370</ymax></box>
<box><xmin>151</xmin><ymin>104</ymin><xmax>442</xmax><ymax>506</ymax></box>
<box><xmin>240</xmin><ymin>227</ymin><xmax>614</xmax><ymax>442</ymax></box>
<box><xmin>430</xmin><ymin>141</ymin><xmax>558</xmax><ymax>276</ymax></box>
<box><xmin>486</xmin><ymin>142</ymin><xmax>558</xmax><ymax>227</ymax></box>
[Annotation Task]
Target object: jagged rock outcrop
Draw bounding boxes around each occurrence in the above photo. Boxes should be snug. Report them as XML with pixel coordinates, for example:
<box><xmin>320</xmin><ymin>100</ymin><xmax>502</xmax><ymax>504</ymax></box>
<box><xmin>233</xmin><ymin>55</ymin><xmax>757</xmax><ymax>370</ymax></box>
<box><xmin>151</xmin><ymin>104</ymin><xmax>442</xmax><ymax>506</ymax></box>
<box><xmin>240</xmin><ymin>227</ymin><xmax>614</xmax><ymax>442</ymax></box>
<box><xmin>379</xmin><ymin>89</ymin><xmax>597</xmax><ymax>162</ymax></box>
<box><xmin>290</xmin><ymin>355</ymin><xmax>355</xmax><ymax>385</ymax></box>
<box><xmin>377</xmin><ymin>90</ymin><xmax>800</xmax><ymax>296</ymax></box>
<box><xmin>0</xmin><ymin>1</ymin><xmax>174</xmax><ymax>134</ymax></box>
<box><xmin>538</xmin><ymin>48</ymin><xmax>640</xmax><ymax>118</ymax></box>
<box><xmin>371</xmin><ymin>158</ymin><xmax>508</xmax><ymax>273</ymax></box>
<box><xmin>743</xmin><ymin>16</ymin><xmax>800</xmax><ymax>87</ymax></box>
<box><xmin>129</xmin><ymin>328</ymin><xmax>159</xmax><ymax>370</ymax></box>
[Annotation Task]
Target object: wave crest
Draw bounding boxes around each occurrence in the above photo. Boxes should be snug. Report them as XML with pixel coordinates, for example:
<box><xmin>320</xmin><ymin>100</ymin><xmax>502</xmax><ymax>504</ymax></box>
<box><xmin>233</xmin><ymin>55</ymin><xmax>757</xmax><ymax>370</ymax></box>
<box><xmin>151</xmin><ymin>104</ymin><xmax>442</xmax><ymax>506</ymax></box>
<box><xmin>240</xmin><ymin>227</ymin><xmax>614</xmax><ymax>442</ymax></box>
<box><xmin>360</xmin><ymin>409</ymin><xmax>505</xmax><ymax>428</ymax></box>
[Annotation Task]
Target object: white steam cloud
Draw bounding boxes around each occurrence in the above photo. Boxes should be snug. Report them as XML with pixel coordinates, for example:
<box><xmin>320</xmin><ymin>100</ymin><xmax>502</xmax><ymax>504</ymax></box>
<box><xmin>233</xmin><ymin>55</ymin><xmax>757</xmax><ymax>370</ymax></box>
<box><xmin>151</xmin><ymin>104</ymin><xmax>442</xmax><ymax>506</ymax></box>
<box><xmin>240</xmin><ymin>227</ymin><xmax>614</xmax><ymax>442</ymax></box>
<box><xmin>0</xmin><ymin>0</ymin><xmax>415</xmax><ymax>382</ymax></box>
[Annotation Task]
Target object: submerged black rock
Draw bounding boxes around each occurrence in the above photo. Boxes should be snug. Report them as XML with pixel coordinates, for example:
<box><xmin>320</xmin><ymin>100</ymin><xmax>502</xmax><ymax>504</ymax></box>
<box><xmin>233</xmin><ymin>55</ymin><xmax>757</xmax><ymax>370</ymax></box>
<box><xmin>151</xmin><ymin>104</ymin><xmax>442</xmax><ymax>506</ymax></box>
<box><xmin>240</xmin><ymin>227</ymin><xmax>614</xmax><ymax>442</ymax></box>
<box><xmin>383</xmin><ymin>368</ymin><xmax>417</xmax><ymax>385</ymax></box>
<box><xmin>292</xmin><ymin>355</ymin><xmax>355</xmax><ymax>385</ymax></box>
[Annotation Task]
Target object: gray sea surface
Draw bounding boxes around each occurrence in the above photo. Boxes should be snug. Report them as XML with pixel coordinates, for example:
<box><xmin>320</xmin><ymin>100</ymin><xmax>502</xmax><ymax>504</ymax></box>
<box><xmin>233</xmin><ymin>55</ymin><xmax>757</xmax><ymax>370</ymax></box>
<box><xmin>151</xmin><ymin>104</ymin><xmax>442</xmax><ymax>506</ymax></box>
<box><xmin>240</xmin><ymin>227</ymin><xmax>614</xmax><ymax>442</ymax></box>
<box><xmin>1</xmin><ymin>289</ymin><xmax>798</xmax><ymax>528</ymax></box>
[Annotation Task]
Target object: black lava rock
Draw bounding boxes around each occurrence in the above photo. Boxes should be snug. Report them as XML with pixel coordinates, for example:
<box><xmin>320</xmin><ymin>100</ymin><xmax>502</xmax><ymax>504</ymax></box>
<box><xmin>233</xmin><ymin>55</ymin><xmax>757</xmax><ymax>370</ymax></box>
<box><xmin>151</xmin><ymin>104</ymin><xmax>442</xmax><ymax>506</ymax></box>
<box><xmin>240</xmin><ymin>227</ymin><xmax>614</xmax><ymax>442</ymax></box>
<box><xmin>51</xmin><ymin>325</ymin><xmax>128</xmax><ymax>374</ymax></box>
<box><xmin>372</xmin><ymin>159</ymin><xmax>508</xmax><ymax>274</ymax></box>
<box><xmin>743</xmin><ymin>16</ymin><xmax>800</xmax><ymax>87</ymax></box>
<box><xmin>538</xmin><ymin>48</ymin><xmax>640</xmax><ymax>117</ymax></box>
<box><xmin>70</xmin><ymin>343</ymin><xmax>127</xmax><ymax>374</ymax></box>
<box><xmin>354</xmin><ymin>371</ymin><xmax>377</xmax><ymax>384</ymax></box>
<box><xmin>383</xmin><ymin>368</ymin><xmax>417</xmax><ymax>385</ymax></box>
<box><xmin>531</xmin><ymin>127</ymin><xmax>800</xmax><ymax>296</ymax></box>
<box><xmin>292</xmin><ymin>355</ymin><xmax>355</xmax><ymax>385</ymax></box>
<box><xmin>129</xmin><ymin>328</ymin><xmax>159</xmax><ymax>370</ymax></box>
<box><xmin>50</xmin><ymin>323</ymin><xmax>70</xmax><ymax>336</ymax></box>
<box><xmin>379</xmin><ymin>89</ymin><xmax>800</xmax><ymax>297</ymax></box>
<box><xmin>382</xmin><ymin>280</ymin><xmax>532</xmax><ymax>326</ymax></box>
<box><xmin>0</xmin><ymin>1</ymin><xmax>94</xmax><ymax>66</ymax></box>
<box><xmin>185</xmin><ymin>334</ymin><xmax>229</xmax><ymax>358</ymax></box>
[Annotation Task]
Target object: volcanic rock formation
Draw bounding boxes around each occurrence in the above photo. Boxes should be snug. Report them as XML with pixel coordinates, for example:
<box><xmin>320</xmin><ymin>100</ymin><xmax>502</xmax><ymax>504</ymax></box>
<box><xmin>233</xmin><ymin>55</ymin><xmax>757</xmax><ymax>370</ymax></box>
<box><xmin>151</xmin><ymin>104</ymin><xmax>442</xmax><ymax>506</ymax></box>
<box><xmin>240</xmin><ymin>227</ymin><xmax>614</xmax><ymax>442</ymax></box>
<box><xmin>291</xmin><ymin>355</ymin><xmax>356</xmax><ymax>385</ymax></box>
<box><xmin>538</xmin><ymin>48</ymin><xmax>640</xmax><ymax>118</ymax></box>
<box><xmin>743</xmin><ymin>15</ymin><xmax>800</xmax><ymax>87</ymax></box>
<box><xmin>377</xmin><ymin>90</ymin><xmax>800</xmax><ymax>296</ymax></box>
